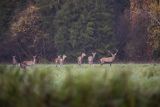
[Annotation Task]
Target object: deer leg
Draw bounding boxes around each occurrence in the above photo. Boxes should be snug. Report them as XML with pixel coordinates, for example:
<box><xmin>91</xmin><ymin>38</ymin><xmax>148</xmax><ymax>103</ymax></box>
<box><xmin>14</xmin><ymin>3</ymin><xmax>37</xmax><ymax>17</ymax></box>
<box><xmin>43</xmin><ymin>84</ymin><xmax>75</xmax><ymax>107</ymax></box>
<box><xmin>56</xmin><ymin>63</ymin><xmax>58</xmax><ymax>67</ymax></box>
<box><xmin>20</xmin><ymin>63</ymin><xmax>27</xmax><ymax>71</ymax></box>
<box><xmin>60</xmin><ymin>62</ymin><xmax>63</xmax><ymax>67</ymax></box>
<box><xmin>78</xmin><ymin>60</ymin><xmax>82</xmax><ymax>66</ymax></box>
<box><xmin>91</xmin><ymin>61</ymin><xmax>93</xmax><ymax>65</ymax></box>
<box><xmin>24</xmin><ymin>67</ymin><xmax>27</xmax><ymax>72</ymax></box>
<box><xmin>100</xmin><ymin>62</ymin><xmax>103</xmax><ymax>65</ymax></box>
<box><xmin>110</xmin><ymin>63</ymin><xmax>112</xmax><ymax>66</ymax></box>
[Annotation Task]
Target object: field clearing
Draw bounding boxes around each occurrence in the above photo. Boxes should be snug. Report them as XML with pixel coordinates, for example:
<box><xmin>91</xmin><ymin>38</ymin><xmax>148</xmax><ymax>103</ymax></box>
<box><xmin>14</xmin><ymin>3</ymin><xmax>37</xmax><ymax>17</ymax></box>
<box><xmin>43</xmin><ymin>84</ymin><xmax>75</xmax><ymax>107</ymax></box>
<box><xmin>0</xmin><ymin>64</ymin><xmax>160</xmax><ymax>107</ymax></box>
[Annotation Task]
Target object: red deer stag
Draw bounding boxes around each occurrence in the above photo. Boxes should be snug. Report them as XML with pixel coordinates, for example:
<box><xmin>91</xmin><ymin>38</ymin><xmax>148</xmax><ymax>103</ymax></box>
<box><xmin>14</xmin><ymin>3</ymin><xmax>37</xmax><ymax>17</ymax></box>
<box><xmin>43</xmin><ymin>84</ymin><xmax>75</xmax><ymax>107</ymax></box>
<box><xmin>77</xmin><ymin>53</ymin><xmax>86</xmax><ymax>65</ymax></box>
<box><xmin>88</xmin><ymin>52</ymin><xmax>96</xmax><ymax>65</ymax></box>
<box><xmin>59</xmin><ymin>54</ymin><xmax>67</xmax><ymax>66</ymax></box>
<box><xmin>100</xmin><ymin>49</ymin><xmax>118</xmax><ymax>66</ymax></box>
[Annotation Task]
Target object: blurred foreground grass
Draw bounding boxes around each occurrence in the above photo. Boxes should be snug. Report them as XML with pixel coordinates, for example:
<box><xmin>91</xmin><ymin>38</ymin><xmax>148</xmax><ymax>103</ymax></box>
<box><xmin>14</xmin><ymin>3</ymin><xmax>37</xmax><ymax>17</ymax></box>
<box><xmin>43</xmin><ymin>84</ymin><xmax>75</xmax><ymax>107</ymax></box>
<box><xmin>0</xmin><ymin>64</ymin><xmax>160</xmax><ymax>107</ymax></box>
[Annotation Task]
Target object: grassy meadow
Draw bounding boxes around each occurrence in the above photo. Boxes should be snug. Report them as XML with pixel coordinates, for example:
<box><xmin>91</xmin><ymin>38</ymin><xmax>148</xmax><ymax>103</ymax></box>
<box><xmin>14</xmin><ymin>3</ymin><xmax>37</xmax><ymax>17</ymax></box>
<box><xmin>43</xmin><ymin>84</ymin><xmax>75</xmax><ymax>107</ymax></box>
<box><xmin>0</xmin><ymin>64</ymin><xmax>160</xmax><ymax>107</ymax></box>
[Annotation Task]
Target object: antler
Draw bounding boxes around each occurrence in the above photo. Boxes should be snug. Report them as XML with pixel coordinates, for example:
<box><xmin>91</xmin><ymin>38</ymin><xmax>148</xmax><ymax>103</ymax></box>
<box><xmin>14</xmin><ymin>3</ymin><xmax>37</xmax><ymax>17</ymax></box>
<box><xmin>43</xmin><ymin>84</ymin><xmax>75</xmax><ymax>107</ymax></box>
<box><xmin>115</xmin><ymin>49</ymin><xmax>118</xmax><ymax>53</ymax></box>
<box><xmin>108</xmin><ymin>50</ymin><xmax>113</xmax><ymax>55</ymax></box>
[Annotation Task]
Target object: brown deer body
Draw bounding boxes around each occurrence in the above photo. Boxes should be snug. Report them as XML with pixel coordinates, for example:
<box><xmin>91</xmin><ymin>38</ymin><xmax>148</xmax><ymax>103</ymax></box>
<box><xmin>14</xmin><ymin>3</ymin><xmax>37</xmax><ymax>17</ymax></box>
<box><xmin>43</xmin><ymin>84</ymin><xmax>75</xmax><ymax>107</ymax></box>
<box><xmin>22</xmin><ymin>56</ymin><xmax>36</xmax><ymax>66</ymax></box>
<box><xmin>88</xmin><ymin>52</ymin><xmax>96</xmax><ymax>65</ymax></box>
<box><xmin>77</xmin><ymin>53</ymin><xmax>86</xmax><ymax>65</ymax></box>
<box><xmin>100</xmin><ymin>50</ymin><xmax>118</xmax><ymax>66</ymax></box>
<box><xmin>19</xmin><ymin>56</ymin><xmax>36</xmax><ymax>70</ymax></box>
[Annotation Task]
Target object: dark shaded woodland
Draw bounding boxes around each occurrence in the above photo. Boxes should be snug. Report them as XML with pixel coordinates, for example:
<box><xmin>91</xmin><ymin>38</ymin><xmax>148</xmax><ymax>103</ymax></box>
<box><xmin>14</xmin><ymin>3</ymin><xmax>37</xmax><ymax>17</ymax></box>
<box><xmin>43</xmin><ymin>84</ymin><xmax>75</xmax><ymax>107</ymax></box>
<box><xmin>0</xmin><ymin>0</ymin><xmax>159</xmax><ymax>63</ymax></box>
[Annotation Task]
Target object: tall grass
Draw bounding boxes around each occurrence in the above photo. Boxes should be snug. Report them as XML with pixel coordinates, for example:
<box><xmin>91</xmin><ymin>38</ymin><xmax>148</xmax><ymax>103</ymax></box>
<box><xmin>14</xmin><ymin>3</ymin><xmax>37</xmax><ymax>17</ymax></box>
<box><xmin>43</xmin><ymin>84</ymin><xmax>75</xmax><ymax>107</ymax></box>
<box><xmin>0</xmin><ymin>64</ymin><xmax>160</xmax><ymax>107</ymax></box>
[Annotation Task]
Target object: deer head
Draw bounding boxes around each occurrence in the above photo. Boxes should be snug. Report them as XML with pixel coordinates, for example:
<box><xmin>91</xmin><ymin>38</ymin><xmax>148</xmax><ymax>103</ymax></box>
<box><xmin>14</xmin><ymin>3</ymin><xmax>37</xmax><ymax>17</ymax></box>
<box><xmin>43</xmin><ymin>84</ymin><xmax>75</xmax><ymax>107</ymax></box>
<box><xmin>62</xmin><ymin>54</ymin><xmax>67</xmax><ymax>60</ymax></box>
<box><xmin>82</xmin><ymin>53</ymin><xmax>86</xmax><ymax>57</ymax></box>
<box><xmin>57</xmin><ymin>55</ymin><xmax>61</xmax><ymax>59</ymax></box>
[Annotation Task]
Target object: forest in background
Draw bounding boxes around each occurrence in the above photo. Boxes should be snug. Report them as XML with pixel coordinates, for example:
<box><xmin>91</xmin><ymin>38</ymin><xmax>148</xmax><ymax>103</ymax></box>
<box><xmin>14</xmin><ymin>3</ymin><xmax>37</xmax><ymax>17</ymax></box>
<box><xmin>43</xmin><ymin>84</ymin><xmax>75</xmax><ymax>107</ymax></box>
<box><xmin>0</xmin><ymin>0</ymin><xmax>159</xmax><ymax>63</ymax></box>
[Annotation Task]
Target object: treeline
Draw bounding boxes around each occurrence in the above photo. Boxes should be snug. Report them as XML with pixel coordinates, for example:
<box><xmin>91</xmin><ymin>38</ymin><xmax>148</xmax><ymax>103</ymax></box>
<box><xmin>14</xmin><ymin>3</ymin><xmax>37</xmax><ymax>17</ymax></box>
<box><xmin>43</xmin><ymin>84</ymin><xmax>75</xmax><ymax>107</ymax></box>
<box><xmin>0</xmin><ymin>0</ymin><xmax>159</xmax><ymax>63</ymax></box>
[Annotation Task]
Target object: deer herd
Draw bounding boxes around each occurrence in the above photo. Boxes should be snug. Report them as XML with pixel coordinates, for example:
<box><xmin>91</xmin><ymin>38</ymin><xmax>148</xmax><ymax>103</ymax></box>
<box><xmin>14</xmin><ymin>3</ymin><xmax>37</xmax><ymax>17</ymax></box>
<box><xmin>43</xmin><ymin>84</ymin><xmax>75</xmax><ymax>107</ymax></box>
<box><xmin>12</xmin><ymin>49</ymin><xmax>118</xmax><ymax>70</ymax></box>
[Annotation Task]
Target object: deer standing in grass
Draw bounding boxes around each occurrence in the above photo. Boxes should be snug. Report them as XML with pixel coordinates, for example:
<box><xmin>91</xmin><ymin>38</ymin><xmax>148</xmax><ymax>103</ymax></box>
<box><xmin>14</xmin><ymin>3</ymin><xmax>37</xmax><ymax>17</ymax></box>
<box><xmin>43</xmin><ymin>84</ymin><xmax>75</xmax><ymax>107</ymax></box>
<box><xmin>12</xmin><ymin>56</ymin><xmax>20</xmax><ymax>66</ymax></box>
<box><xmin>59</xmin><ymin>55</ymin><xmax>67</xmax><ymax>66</ymax></box>
<box><xmin>12</xmin><ymin>56</ymin><xmax>17</xmax><ymax>65</ymax></box>
<box><xmin>55</xmin><ymin>55</ymin><xmax>61</xmax><ymax>67</ymax></box>
<box><xmin>88</xmin><ymin>52</ymin><xmax>96</xmax><ymax>65</ymax></box>
<box><xmin>77</xmin><ymin>53</ymin><xmax>86</xmax><ymax>65</ymax></box>
<box><xmin>20</xmin><ymin>56</ymin><xmax>36</xmax><ymax>70</ymax></box>
<box><xmin>100</xmin><ymin>49</ymin><xmax>118</xmax><ymax>66</ymax></box>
